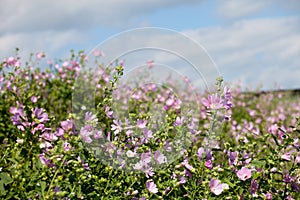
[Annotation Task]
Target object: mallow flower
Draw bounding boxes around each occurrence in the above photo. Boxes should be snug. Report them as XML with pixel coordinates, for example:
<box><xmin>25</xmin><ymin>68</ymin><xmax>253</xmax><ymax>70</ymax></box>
<box><xmin>146</xmin><ymin>180</ymin><xmax>158</xmax><ymax>194</ymax></box>
<box><xmin>209</xmin><ymin>179</ymin><xmax>229</xmax><ymax>195</ymax></box>
<box><xmin>237</xmin><ymin>167</ymin><xmax>252</xmax><ymax>181</ymax></box>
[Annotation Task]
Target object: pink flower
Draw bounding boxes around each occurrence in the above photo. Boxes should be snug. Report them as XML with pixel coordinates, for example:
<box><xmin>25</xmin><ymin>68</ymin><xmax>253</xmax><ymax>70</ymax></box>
<box><xmin>62</xmin><ymin>61</ymin><xmax>69</xmax><ymax>67</ymax></box>
<box><xmin>205</xmin><ymin>160</ymin><xmax>213</xmax><ymax>169</ymax></box>
<box><xmin>36</xmin><ymin>52</ymin><xmax>45</xmax><ymax>59</ymax></box>
<box><xmin>281</xmin><ymin>153</ymin><xmax>291</xmax><ymax>161</ymax></box>
<box><xmin>265</xmin><ymin>192</ymin><xmax>272</xmax><ymax>200</ymax></box>
<box><xmin>237</xmin><ymin>167</ymin><xmax>252</xmax><ymax>181</ymax></box>
<box><xmin>178</xmin><ymin>176</ymin><xmax>186</xmax><ymax>185</ymax></box>
<box><xmin>136</xmin><ymin>119</ymin><xmax>147</xmax><ymax>129</ymax></box>
<box><xmin>80</xmin><ymin>125</ymin><xmax>93</xmax><ymax>143</ymax></box>
<box><xmin>293</xmin><ymin>138</ymin><xmax>299</xmax><ymax>147</ymax></box>
<box><xmin>163</xmin><ymin>187</ymin><xmax>171</xmax><ymax>195</ymax></box>
<box><xmin>141</xmin><ymin>152</ymin><xmax>152</xmax><ymax>164</ymax></box>
<box><xmin>291</xmin><ymin>181</ymin><xmax>299</xmax><ymax>192</ymax></box>
<box><xmin>283</xmin><ymin>173</ymin><xmax>291</xmax><ymax>183</ymax></box>
<box><xmin>39</xmin><ymin>141</ymin><xmax>53</xmax><ymax>150</ymax></box>
<box><xmin>63</xmin><ymin>142</ymin><xmax>71</xmax><ymax>152</ymax></box>
<box><xmin>227</xmin><ymin>151</ymin><xmax>239</xmax><ymax>166</ymax></box>
<box><xmin>223</xmin><ymin>88</ymin><xmax>233</xmax><ymax>110</ymax></box>
<box><xmin>154</xmin><ymin>150</ymin><xmax>167</xmax><ymax>164</ymax></box>
<box><xmin>85</xmin><ymin>112</ymin><xmax>98</xmax><ymax>123</ymax></box>
<box><xmin>197</xmin><ymin>147</ymin><xmax>205</xmax><ymax>160</ymax></box>
<box><xmin>146</xmin><ymin>180</ymin><xmax>158</xmax><ymax>194</ymax></box>
<box><xmin>224</xmin><ymin>86</ymin><xmax>232</xmax><ymax>100</ymax></box>
<box><xmin>174</xmin><ymin>116</ymin><xmax>184</xmax><ymax>126</ymax></box>
<box><xmin>268</xmin><ymin>124</ymin><xmax>278</xmax><ymax>134</ymax></box>
<box><xmin>202</xmin><ymin>94</ymin><xmax>224</xmax><ymax>110</ymax></box>
<box><xmin>32</xmin><ymin>107</ymin><xmax>49</xmax><ymax>123</ymax></box>
<box><xmin>182</xmin><ymin>158</ymin><xmax>195</xmax><ymax>172</ymax></box>
<box><xmin>94</xmin><ymin>130</ymin><xmax>103</xmax><ymax>139</ymax></box>
<box><xmin>40</xmin><ymin>131</ymin><xmax>57</xmax><ymax>141</ymax></box>
<box><xmin>184</xmin><ymin>169</ymin><xmax>192</xmax><ymax>179</ymax></box>
<box><xmin>104</xmin><ymin>106</ymin><xmax>113</xmax><ymax>118</ymax></box>
<box><xmin>143</xmin><ymin>129</ymin><xmax>153</xmax><ymax>142</ymax></box>
<box><xmin>30</xmin><ymin>96</ymin><xmax>38</xmax><ymax>103</ymax></box>
<box><xmin>39</xmin><ymin>153</ymin><xmax>51</xmax><ymax>166</ymax></box>
<box><xmin>166</xmin><ymin>97</ymin><xmax>174</xmax><ymax>107</ymax></box>
<box><xmin>4</xmin><ymin>56</ymin><xmax>21</xmax><ymax>67</ymax></box>
<box><xmin>93</xmin><ymin>49</ymin><xmax>104</xmax><ymax>57</ymax></box>
<box><xmin>249</xmin><ymin>179</ymin><xmax>258</xmax><ymax>195</ymax></box>
<box><xmin>9</xmin><ymin>107</ymin><xmax>19</xmax><ymax>115</ymax></box>
<box><xmin>111</xmin><ymin>120</ymin><xmax>122</xmax><ymax>134</ymax></box>
<box><xmin>6</xmin><ymin>57</ymin><xmax>16</xmax><ymax>65</ymax></box>
<box><xmin>55</xmin><ymin>128</ymin><xmax>64</xmax><ymax>137</ymax></box>
<box><xmin>142</xmin><ymin>166</ymin><xmax>154</xmax><ymax>178</ymax></box>
<box><xmin>146</xmin><ymin>60</ymin><xmax>154</xmax><ymax>68</ymax></box>
<box><xmin>133</xmin><ymin>160</ymin><xmax>144</xmax><ymax>170</ymax></box>
<box><xmin>60</xmin><ymin>119</ymin><xmax>75</xmax><ymax>133</ymax></box>
<box><xmin>209</xmin><ymin>179</ymin><xmax>229</xmax><ymax>195</ymax></box>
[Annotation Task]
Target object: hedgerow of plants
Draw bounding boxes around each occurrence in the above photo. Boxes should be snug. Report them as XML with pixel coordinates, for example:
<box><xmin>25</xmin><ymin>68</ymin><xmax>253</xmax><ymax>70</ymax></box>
<box><xmin>0</xmin><ymin>50</ymin><xmax>299</xmax><ymax>199</ymax></box>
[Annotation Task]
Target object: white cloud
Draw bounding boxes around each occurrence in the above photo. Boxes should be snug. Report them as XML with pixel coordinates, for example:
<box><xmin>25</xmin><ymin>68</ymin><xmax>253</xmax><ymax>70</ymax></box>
<box><xmin>0</xmin><ymin>0</ymin><xmax>299</xmax><ymax>91</ymax></box>
<box><xmin>184</xmin><ymin>16</ymin><xmax>300</xmax><ymax>90</ymax></box>
<box><xmin>3</xmin><ymin>15</ymin><xmax>296</xmax><ymax>91</ymax></box>
<box><xmin>0</xmin><ymin>0</ymin><xmax>201</xmax><ymax>60</ymax></box>
<box><xmin>216</xmin><ymin>0</ymin><xmax>271</xmax><ymax>19</ymax></box>
<box><xmin>84</xmin><ymin>27</ymin><xmax>219</xmax><ymax>91</ymax></box>
<box><xmin>80</xmin><ymin>16</ymin><xmax>300</xmax><ymax>92</ymax></box>
<box><xmin>0</xmin><ymin>0</ymin><xmax>200</xmax><ymax>33</ymax></box>
<box><xmin>0</xmin><ymin>30</ymin><xmax>85</xmax><ymax>60</ymax></box>
<box><xmin>216</xmin><ymin>0</ymin><xmax>300</xmax><ymax>20</ymax></box>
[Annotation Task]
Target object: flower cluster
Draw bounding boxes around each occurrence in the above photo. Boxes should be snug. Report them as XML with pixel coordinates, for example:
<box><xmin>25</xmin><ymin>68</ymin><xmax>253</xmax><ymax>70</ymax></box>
<box><xmin>0</xmin><ymin>50</ymin><xmax>299</xmax><ymax>199</ymax></box>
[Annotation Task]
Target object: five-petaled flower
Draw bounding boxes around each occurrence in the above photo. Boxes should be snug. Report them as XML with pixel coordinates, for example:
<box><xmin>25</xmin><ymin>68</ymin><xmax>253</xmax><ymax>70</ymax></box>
<box><xmin>237</xmin><ymin>167</ymin><xmax>252</xmax><ymax>181</ymax></box>
<box><xmin>111</xmin><ymin>119</ymin><xmax>122</xmax><ymax>134</ymax></box>
<box><xmin>146</xmin><ymin>180</ymin><xmax>158</xmax><ymax>194</ymax></box>
<box><xmin>210</xmin><ymin>179</ymin><xmax>229</xmax><ymax>195</ymax></box>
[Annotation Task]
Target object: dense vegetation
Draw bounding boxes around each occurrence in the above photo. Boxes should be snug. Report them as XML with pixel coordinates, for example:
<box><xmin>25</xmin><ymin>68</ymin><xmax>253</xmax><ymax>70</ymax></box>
<box><xmin>0</xmin><ymin>50</ymin><xmax>299</xmax><ymax>199</ymax></box>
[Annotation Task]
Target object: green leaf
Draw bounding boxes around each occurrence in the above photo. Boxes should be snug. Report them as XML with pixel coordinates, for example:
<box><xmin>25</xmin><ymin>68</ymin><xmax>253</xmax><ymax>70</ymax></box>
<box><xmin>0</xmin><ymin>182</ymin><xmax>6</xmax><ymax>196</ymax></box>
<box><xmin>40</xmin><ymin>181</ymin><xmax>46</xmax><ymax>192</ymax></box>
<box><xmin>252</xmin><ymin>172</ymin><xmax>262</xmax><ymax>179</ymax></box>
<box><xmin>0</xmin><ymin>172</ymin><xmax>13</xmax><ymax>185</ymax></box>
<box><xmin>224</xmin><ymin>179</ymin><xmax>235</xmax><ymax>188</ymax></box>
<box><xmin>251</xmin><ymin>159</ymin><xmax>266</xmax><ymax>168</ymax></box>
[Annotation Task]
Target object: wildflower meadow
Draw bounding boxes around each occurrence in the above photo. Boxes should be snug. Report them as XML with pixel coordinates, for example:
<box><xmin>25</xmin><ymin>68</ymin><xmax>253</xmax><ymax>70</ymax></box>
<box><xmin>0</xmin><ymin>49</ymin><xmax>299</xmax><ymax>199</ymax></box>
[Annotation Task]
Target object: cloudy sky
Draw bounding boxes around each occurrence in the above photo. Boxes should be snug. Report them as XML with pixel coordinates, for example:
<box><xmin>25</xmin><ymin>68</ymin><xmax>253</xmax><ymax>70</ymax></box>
<box><xmin>1</xmin><ymin>0</ymin><xmax>300</xmax><ymax>90</ymax></box>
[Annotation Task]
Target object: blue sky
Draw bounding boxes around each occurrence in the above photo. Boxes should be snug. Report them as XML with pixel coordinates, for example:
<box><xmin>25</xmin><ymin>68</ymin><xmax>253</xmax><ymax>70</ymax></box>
<box><xmin>0</xmin><ymin>0</ymin><xmax>299</xmax><ymax>90</ymax></box>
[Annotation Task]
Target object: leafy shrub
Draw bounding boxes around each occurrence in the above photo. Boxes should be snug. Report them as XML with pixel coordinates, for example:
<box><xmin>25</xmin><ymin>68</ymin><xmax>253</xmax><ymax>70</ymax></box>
<box><xmin>0</xmin><ymin>50</ymin><xmax>299</xmax><ymax>199</ymax></box>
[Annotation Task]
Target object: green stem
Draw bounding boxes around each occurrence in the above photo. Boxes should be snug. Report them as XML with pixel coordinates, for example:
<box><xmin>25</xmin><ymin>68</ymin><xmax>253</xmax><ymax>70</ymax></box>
<box><xmin>0</xmin><ymin>148</ymin><xmax>9</xmax><ymax>162</ymax></box>
<box><xmin>104</xmin><ymin>169</ymin><xmax>113</xmax><ymax>194</ymax></box>
<box><xmin>46</xmin><ymin>156</ymin><xmax>66</xmax><ymax>197</ymax></box>
<box><xmin>68</xmin><ymin>184</ymin><xmax>76</xmax><ymax>198</ymax></box>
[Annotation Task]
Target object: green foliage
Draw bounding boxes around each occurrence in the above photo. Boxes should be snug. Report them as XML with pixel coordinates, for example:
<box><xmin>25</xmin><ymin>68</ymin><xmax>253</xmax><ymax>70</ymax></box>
<box><xmin>0</xmin><ymin>50</ymin><xmax>299</xmax><ymax>199</ymax></box>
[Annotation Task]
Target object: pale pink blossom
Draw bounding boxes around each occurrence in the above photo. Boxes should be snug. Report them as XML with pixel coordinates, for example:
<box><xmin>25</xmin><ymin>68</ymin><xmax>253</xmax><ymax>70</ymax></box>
<box><xmin>265</xmin><ymin>192</ymin><xmax>272</xmax><ymax>200</ymax></box>
<box><xmin>281</xmin><ymin>153</ymin><xmax>291</xmax><ymax>161</ymax></box>
<box><xmin>154</xmin><ymin>150</ymin><xmax>167</xmax><ymax>164</ymax></box>
<box><xmin>111</xmin><ymin>120</ymin><xmax>122</xmax><ymax>134</ymax></box>
<box><xmin>36</xmin><ymin>52</ymin><xmax>45</xmax><ymax>59</ymax></box>
<box><xmin>146</xmin><ymin>60</ymin><xmax>154</xmax><ymax>68</ymax></box>
<box><xmin>136</xmin><ymin>119</ymin><xmax>147</xmax><ymax>129</ymax></box>
<box><xmin>237</xmin><ymin>167</ymin><xmax>252</xmax><ymax>181</ymax></box>
<box><xmin>30</xmin><ymin>96</ymin><xmax>38</xmax><ymax>103</ymax></box>
<box><xmin>93</xmin><ymin>49</ymin><xmax>104</xmax><ymax>57</ymax></box>
<box><xmin>146</xmin><ymin>180</ymin><xmax>158</xmax><ymax>194</ymax></box>
<box><xmin>209</xmin><ymin>179</ymin><xmax>229</xmax><ymax>195</ymax></box>
<box><xmin>63</xmin><ymin>142</ymin><xmax>71</xmax><ymax>152</ymax></box>
<box><xmin>205</xmin><ymin>160</ymin><xmax>213</xmax><ymax>169</ymax></box>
